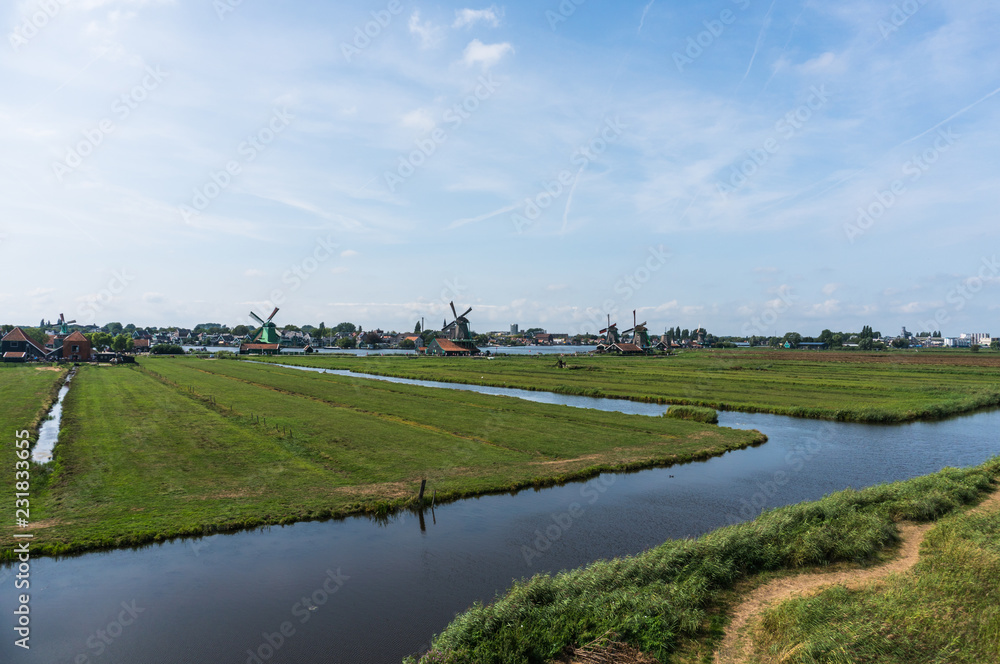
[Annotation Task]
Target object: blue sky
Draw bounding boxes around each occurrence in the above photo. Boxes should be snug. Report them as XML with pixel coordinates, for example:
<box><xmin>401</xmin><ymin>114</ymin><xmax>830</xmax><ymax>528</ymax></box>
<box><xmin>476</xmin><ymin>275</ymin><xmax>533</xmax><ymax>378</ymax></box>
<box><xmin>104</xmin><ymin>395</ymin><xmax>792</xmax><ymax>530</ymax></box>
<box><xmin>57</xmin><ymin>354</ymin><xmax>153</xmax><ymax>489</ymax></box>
<box><xmin>2</xmin><ymin>0</ymin><xmax>998</xmax><ymax>337</ymax></box>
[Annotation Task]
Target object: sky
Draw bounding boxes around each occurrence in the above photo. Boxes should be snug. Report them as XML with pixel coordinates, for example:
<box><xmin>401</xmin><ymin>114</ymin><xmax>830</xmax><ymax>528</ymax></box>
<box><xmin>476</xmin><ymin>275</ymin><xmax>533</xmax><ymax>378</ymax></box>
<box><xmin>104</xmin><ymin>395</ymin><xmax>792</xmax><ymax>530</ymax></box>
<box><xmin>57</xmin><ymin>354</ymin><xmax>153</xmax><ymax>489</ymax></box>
<box><xmin>2</xmin><ymin>0</ymin><xmax>998</xmax><ymax>338</ymax></box>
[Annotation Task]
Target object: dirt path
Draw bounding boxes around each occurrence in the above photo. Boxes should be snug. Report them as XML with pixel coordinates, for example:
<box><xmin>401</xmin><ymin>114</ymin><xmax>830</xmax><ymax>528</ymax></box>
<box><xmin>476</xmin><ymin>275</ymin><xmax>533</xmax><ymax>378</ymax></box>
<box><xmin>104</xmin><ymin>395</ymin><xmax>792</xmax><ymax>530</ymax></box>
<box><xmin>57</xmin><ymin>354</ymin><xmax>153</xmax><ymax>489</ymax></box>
<box><xmin>714</xmin><ymin>489</ymin><xmax>1000</xmax><ymax>664</ymax></box>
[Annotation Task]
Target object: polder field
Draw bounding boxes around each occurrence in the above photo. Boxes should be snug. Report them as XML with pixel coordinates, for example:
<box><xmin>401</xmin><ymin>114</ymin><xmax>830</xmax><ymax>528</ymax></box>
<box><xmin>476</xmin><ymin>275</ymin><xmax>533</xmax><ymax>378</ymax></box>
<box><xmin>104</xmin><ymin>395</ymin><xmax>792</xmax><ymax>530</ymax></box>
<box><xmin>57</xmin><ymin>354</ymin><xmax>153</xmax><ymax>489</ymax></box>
<box><xmin>0</xmin><ymin>358</ymin><xmax>763</xmax><ymax>558</ymax></box>
<box><xmin>253</xmin><ymin>349</ymin><xmax>1000</xmax><ymax>423</ymax></box>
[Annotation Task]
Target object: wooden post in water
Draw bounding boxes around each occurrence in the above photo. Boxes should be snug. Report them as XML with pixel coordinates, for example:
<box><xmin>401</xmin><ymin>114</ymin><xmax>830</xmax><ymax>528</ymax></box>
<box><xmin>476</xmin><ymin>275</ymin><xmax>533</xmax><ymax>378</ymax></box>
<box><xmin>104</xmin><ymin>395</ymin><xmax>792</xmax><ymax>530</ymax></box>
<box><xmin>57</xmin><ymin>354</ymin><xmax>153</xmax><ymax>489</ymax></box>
<box><xmin>418</xmin><ymin>479</ymin><xmax>426</xmax><ymax>503</ymax></box>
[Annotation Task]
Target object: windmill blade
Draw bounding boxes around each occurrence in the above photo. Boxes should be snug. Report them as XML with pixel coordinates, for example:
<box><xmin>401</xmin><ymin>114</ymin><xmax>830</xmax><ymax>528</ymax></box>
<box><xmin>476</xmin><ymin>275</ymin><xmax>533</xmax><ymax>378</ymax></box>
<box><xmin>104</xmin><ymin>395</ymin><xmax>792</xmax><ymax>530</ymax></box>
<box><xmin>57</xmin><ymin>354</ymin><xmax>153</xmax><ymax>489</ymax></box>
<box><xmin>66</xmin><ymin>319</ymin><xmax>76</xmax><ymax>325</ymax></box>
<box><xmin>249</xmin><ymin>311</ymin><xmax>266</xmax><ymax>326</ymax></box>
<box><xmin>598</xmin><ymin>327</ymin><xmax>609</xmax><ymax>334</ymax></box>
<box><xmin>59</xmin><ymin>313</ymin><xmax>65</xmax><ymax>323</ymax></box>
<box><xmin>621</xmin><ymin>327</ymin><xmax>634</xmax><ymax>335</ymax></box>
<box><xmin>450</xmin><ymin>301</ymin><xmax>458</xmax><ymax>320</ymax></box>
<box><xmin>637</xmin><ymin>321</ymin><xmax>647</xmax><ymax>328</ymax></box>
<box><xmin>266</xmin><ymin>307</ymin><xmax>280</xmax><ymax>322</ymax></box>
<box><xmin>459</xmin><ymin>307</ymin><xmax>472</xmax><ymax>319</ymax></box>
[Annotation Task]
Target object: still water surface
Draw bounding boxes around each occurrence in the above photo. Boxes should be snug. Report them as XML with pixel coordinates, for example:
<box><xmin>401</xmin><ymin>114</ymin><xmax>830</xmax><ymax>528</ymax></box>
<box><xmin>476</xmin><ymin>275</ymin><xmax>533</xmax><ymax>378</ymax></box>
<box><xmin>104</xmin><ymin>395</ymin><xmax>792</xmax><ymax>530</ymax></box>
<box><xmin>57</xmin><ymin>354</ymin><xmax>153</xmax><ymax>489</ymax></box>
<box><xmin>3</xmin><ymin>370</ymin><xmax>999</xmax><ymax>664</ymax></box>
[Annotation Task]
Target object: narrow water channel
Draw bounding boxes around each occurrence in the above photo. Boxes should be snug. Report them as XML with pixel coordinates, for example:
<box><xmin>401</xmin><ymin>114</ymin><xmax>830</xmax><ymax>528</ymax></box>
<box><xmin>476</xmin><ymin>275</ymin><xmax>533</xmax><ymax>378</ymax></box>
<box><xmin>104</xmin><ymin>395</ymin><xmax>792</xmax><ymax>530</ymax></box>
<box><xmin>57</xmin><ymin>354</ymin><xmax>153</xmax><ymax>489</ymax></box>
<box><xmin>3</xmin><ymin>368</ymin><xmax>999</xmax><ymax>664</ymax></box>
<box><xmin>32</xmin><ymin>369</ymin><xmax>74</xmax><ymax>464</ymax></box>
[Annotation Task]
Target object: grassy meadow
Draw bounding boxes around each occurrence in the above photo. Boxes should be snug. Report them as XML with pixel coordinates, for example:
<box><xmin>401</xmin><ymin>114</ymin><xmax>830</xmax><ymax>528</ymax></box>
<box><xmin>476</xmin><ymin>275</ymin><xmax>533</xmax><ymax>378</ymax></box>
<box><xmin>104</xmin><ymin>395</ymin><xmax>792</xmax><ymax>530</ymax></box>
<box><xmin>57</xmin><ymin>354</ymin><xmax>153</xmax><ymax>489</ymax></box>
<box><xmin>408</xmin><ymin>458</ymin><xmax>1000</xmax><ymax>664</ymax></box>
<box><xmin>0</xmin><ymin>365</ymin><xmax>68</xmax><ymax>491</ymax></box>
<box><xmin>253</xmin><ymin>350</ymin><xmax>1000</xmax><ymax>422</ymax></box>
<box><xmin>749</xmin><ymin>492</ymin><xmax>1000</xmax><ymax>664</ymax></box>
<box><xmin>0</xmin><ymin>358</ymin><xmax>763</xmax><ymax>558</ymax></box>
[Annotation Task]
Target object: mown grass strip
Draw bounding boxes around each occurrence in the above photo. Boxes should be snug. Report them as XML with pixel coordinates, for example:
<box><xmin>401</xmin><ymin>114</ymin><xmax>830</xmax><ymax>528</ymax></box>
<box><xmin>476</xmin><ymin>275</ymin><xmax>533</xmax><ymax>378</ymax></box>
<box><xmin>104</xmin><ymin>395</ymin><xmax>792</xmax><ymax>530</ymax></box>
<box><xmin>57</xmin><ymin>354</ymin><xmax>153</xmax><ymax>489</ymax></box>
<box><xmin>252</xmin><ymin>352</ymin><xmax>1000</xmax><ymax>423</ymax></box>
<box><xmin>0</xmin><ymin>360</ymin><xmax>762</xmax><ymax>558</ymax></box>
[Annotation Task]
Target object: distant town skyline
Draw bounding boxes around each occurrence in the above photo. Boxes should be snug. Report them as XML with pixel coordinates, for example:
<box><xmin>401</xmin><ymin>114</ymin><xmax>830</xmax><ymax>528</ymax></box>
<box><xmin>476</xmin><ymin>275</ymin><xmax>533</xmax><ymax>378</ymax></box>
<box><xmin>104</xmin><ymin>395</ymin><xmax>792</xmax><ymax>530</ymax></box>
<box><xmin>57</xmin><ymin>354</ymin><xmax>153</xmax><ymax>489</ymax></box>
<box><xmin>2</xmin><ymin>2</ymin><xmax>998</xmax><ymax>335</ymax></box>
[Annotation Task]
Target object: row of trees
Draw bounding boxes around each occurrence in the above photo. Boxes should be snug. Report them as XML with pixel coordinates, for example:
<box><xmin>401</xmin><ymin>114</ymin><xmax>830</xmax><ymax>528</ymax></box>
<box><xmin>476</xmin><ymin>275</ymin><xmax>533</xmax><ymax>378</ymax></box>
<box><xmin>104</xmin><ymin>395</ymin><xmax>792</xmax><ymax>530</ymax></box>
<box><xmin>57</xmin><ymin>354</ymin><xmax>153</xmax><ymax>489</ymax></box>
<box><xmin>84</xmin><ymin>332</ymin><xmax>135</xmax><ymax>352</ymax></box>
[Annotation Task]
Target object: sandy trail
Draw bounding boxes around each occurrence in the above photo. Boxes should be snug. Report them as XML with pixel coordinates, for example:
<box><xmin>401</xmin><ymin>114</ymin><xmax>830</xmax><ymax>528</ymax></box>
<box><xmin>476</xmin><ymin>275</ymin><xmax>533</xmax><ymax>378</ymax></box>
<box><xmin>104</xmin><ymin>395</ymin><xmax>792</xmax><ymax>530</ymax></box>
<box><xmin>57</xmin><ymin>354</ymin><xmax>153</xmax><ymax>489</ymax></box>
<box><xmin>714</xmin><ymin>489</ymin><xmax>1000</xmax><ymax>664</ymax></box>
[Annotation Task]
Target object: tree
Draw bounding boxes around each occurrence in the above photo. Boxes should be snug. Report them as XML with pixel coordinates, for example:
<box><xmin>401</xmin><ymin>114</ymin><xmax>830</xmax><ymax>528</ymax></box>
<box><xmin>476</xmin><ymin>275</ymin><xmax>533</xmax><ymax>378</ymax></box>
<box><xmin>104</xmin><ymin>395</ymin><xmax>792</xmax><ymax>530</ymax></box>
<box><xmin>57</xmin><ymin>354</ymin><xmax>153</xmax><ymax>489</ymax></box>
<box><xmin>150</xmin><ymin>344</ymin><xmax>184</xmax><ymax>355</ymax></box>
<box><xmin>681</xmin><ymin>328</ymin><xmax>690</xmax><ymax>339</ymax></box>
<box><xmin>86</xmin><ymin>332</ymin><xmax>113</xmax><ymax>350</ymax></box>
<box><xmin>971</xmin><ymin>343</ymin><xmax>980</xmax><ymax>353</ymax></box>
<box><xmin>414</xmin><ymin>321</ymin><xmax>422</xmax><ymax>334</ymax></box>
<box><xmin>991</xmin><ymin>340</ymin><xmax>999</xmax><ymax>351</ymax></box>
<box><xmin>22</xmin><ymin>327</ymin><xmax>49</xmax><ymax>347</ymax></box>
<box><xmin>105</xmin><ymin>322</ymin><xmax>124</xmax><ymax>336</ymax></box>
<box><xmin>362</xmin><ymin>331</ymin><xmax>382</xmax><ymax>346</ymax></box>
<box><xmin>317</xmin><ymin>322</ymin><xmax>327</xmax><ymax>342</ymax></box>
<box><xmin>336</xmin><ymin>337</ymin><xmax>357</xmax><ymax>349</ymax></box>
<box><xmin>333</xmin><ymin>322</ymin><xmax>357</xmax><ymax>336</ymax></box>
<box><xmin>399</xmin><ymin>338</ymin><xmax>416</xmax><ymax>349</ymax></box>
<box><xmin>232</xmin><ymin>325</ymin><xmax>250</xmax><ymax>336</ymax></box>
<box><xmin>891</xmin><ymin>337</ymin><xmax>910</xmax><ymax>349</ymax></box>
<box><xmin>111</xmin><ymin>334</ymin><xmax>133</xmax><ymax>352</ymax></box>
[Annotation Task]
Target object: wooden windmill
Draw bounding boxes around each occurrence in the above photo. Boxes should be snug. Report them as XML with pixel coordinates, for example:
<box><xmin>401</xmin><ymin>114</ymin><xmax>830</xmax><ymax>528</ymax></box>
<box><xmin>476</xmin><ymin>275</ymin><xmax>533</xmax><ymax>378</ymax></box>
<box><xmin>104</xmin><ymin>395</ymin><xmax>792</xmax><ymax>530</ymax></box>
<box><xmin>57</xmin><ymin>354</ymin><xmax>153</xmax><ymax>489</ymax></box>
<box><xmin>57</xmin><ymin>313</ymin><xmax>76</xmax><ymax>336</ymax></box>
<box><xmin>621</xmin><ymin>310</ymin><xmax>650</xmax><ymax>348</ymax></box>
<box><xmin>598</xmin><ymin>314</ymin><xmax>620</xmax><ymax>348</ymax></box>
<box><xmin>439</xmin><ymin>301</ymin><xmax>479</xmax><ymax>353</ymax></box>
<box><xmin>249</xmin><ymin>307</ymin><xmax>281</xmax><ymax>344</ymax></box>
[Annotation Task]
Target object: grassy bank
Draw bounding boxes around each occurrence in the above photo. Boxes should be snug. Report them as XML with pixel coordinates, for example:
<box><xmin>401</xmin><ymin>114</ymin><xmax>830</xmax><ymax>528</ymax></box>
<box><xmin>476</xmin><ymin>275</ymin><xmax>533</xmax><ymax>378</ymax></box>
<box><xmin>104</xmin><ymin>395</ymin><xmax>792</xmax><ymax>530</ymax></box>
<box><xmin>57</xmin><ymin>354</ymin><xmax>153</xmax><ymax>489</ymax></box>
<box><xmin>665</xmin><ymin>405</ymin><xmax>719</xmax><ymax>424</ymax></box>
<box><xmin>407</xmin><ymin>458</ymin><xmax>1000</xmax><ymax>664</ymax></box>
<box><xmin>750</xmin><ymin>493</ymin><xmax>1000</xmax><ymax>663</ymax></box>
<box><xmin>0</xmin><ymin>359</ymin><xmax>763</xmax><ymax>558</ymax></box>
<box><xmin>0</xmin><ymin>365</ymin><xmax>68</xmax><ymax>488</ymax></box>
<box><xmin>252</xmin><ymin>351</ymin><xmax>1000</xmax><ymax>423</ymax></box>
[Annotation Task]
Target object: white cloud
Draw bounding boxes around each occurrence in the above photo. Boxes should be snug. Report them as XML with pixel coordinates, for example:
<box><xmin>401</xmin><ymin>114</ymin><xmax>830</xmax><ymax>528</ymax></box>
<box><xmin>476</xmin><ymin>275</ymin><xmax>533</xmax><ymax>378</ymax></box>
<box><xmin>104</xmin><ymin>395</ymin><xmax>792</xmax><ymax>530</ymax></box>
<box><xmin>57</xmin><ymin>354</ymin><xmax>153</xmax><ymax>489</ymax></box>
<box><xmin>453</xmin><ymin>6</ymin><xmax>502</xmax><ymax>29</ymax></box>
<box><xmin>822</xmin><ymin>283</ymin><xmax>840</xmax><ymax>296</ymax></box>
<box><xmin>244</xmin><ymin>269</ymin><xmax>265</xmax><ymax>277</ymax></box>
<box><xmin>400</xmin><ymin>108</ymin><xmax>436</xmax><ymax>133</ymax></box>
<box><xmin>462</xmin><ymin>39</ymin><xmax>513</xmax><ymax>69</ymax></box>
<box><xmin>409</xmin><ymin>11</ymin><xmax>444</xmax><ymax>48</ymax></box>
<box><xmin>142</xmin><ymin>292</ymin><xmax>164</xmax><ymax>304</ymax></box>
<box><xmin>340</xmin><ymin>249</ymin><xmax>359</xmax><ymax>258</ymax></box>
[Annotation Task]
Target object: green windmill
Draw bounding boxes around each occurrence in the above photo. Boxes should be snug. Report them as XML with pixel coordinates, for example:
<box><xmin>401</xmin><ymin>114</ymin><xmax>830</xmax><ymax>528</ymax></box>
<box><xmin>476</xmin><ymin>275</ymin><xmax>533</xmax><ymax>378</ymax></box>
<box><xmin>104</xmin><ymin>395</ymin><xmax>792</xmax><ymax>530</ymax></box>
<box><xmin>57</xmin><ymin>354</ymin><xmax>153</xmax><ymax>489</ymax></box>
<box><xmin>249</xmin><ymin>307</ymin><xmax>281</xmax><ymax>344</ymax></box>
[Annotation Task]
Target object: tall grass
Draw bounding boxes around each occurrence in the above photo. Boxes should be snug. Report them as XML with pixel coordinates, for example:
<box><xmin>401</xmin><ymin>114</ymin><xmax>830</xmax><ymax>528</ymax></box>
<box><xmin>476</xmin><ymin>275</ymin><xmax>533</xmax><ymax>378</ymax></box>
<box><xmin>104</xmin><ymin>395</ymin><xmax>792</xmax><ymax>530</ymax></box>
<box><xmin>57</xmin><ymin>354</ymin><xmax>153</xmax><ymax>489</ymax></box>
<box><xmin>753</xmin><ymin>490</ymin><xmax>1000</xmax><ymax>663</ymax></box>
<box><xmin>665</xmin><ymin>405</ymin><xmax>719</xmax><ymax>424</ymax></box>
<box><xmin>410</xmin><ymin>459</ymin><xmax>1000</xmax><ymax>664</ymax></box>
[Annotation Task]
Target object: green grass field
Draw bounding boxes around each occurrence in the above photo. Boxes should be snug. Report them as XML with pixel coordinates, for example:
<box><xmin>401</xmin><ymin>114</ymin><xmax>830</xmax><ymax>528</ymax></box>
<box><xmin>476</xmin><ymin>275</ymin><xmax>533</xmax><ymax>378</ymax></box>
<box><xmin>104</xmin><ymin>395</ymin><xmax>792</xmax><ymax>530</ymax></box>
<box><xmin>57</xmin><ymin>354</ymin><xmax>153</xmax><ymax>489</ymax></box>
<box><xmin>409</xmin><ymin>459</ymin><xmax>1000</xmax><ymax>664</ymax></box>
<box><xmin>0</xmin><ymin>359</ymin><xmax>762</xmax><ymax>558</ymax></box>
<box><xmin>750</xmin><ymin>493</ymin><xmax>1000</xmax><ymax>663</ymax></box>
<box><xmin>0</xmin><ymin>365</ymin><xmax>68</xmax><ymax>494</ymax></box>
<box><xmin>252</xmin><ymin>350</ymin><xmax>1000</xmax><ymax>422</ymax></box>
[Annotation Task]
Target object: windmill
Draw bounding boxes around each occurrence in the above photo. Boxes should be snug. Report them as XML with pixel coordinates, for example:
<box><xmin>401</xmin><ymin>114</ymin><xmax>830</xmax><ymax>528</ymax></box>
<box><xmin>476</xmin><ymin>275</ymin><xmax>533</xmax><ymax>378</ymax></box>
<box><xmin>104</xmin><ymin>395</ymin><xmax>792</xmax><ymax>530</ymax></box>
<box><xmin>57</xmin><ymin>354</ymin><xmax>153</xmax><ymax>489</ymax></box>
<box><xmin>57</xmin><ymin>313</ymin><xmax>76</xmax><ymax>336</ymax></box>
<box><xmin>442</xmin><ymin>302</ymin><xmax>473</xmax><ymax>342</ymax></box>
<box><xmin>598</xmin><ymin>314</ymin><xmax>620</xmax><ymax>347</ymax></box>
<box><xmin>621</xmin><ymin>310</ymin><xmax>650</xmax><ymax>348</ymax></box>
<box><xmin>249</xmin><ymin>307</ymin><xmax>281</xmax><ymax>344</ymax></box>
<box><xmin>437</xmin><ymin>301</ymin><xmax>479</xmax><ymax>353</ymax></box>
